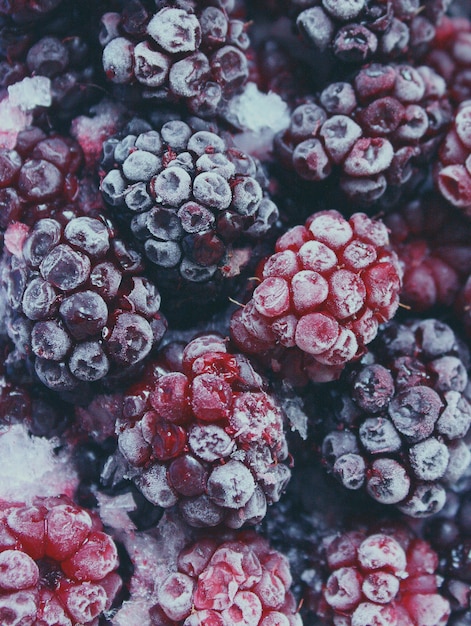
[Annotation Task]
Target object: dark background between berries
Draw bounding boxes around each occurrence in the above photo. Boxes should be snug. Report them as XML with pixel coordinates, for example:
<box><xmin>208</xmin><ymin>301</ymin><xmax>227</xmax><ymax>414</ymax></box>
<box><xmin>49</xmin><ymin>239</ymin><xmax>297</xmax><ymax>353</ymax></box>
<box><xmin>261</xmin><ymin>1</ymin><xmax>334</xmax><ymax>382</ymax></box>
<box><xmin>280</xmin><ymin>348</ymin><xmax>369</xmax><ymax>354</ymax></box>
<box><xmin>2</xmin><ymin>1</ymin><xmax>471</xmax><ymax>625</ymax></box>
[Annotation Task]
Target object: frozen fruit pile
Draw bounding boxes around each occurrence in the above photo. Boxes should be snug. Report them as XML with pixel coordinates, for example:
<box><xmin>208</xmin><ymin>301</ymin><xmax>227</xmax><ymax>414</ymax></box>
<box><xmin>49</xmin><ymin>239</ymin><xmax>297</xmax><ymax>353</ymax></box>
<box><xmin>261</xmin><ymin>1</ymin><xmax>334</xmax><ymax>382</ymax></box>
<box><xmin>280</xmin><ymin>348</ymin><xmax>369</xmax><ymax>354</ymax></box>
<box><xmin>4</xmin><ymin>0</ymin><xmax>471</xmax><ymax>625</ymax></box>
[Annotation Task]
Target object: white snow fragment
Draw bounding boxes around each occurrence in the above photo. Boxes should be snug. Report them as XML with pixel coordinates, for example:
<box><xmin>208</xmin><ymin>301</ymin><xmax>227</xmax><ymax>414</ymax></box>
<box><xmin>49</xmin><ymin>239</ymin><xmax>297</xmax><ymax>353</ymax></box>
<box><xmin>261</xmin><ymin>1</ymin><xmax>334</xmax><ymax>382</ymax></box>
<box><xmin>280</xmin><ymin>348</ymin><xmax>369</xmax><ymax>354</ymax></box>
<box><xmin>0</xmin><ymin>424</ymin><xmax>78</xmax><ymax>503</ymax></box>
<box><xmin>0</xmin><ymin>97</ymin><xmax>33</xmax><ymax>149</ymax></box>
<box><xmin>223</xmin><ymin>82</ymin><xmax>290</xmax><ymax>159</ymax></box>
<box><xmin>112</xmin><ymin>598</ymin><xmax>155</xmax><ymax>626</ymax></box>
<box><xmin>8</xmin><ymin>76</ymin><xmax>52</xmax><ymax>111</ymax></box>
<box><xmin>95</xmin><ymin>491</ymin><xmax>138</xmax><ymax>532</ymax></box>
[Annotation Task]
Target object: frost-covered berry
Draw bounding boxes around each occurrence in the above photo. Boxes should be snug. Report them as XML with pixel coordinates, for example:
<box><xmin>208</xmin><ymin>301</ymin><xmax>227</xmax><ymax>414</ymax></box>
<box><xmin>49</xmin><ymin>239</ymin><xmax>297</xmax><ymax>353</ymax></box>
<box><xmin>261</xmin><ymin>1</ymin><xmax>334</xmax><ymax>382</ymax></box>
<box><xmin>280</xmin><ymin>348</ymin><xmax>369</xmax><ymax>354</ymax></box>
<box><xmin>113</xmin><ymin>333</ymin><xmax>291</xmax><ymax>528</ymax></box>
<box><xmin>0</xmin><ymin>495</ymin><xmax>121</xmax><ymax>625</ymax></box>
<box><xmin>319</xmin><ymin>318</ymin><xmax>471</xmax><ymax>517</ymax></box>
<box><xmin>100</xmin><ymin>0</ymin><xmax>250</xmax><ymax>115</ymax></box>
<box><xmin>320</xmin><ymin>526</ymin><xmax>450</xmax><ymax>626</ymax></box>
<box><xmin>1</xmin><ymin>213</ymin><xmax>167</xmax><ymax>394</ymax></box>
<box><xmin>152</xmin><ymin>527</ymin><xmax>302</xmax><ymax>625</ymax></box>
<box><xmin>100</xmin><ymin>117</ymin><xmax>279</xmax><ymax>325</ymax></box>
<box><xmin>385</xmin><ymin>192</ymin><xmax>471</xmax><ymax>313</ymax></box>
<box><xmin>230</xmin><ymin>209</ymin><xmax>402</xmax><ymax>385</ymax></box>
<box><xmin>275</xmin><ymin>62</ymin><xmax>452</xmax><ymax>207</ymax></box>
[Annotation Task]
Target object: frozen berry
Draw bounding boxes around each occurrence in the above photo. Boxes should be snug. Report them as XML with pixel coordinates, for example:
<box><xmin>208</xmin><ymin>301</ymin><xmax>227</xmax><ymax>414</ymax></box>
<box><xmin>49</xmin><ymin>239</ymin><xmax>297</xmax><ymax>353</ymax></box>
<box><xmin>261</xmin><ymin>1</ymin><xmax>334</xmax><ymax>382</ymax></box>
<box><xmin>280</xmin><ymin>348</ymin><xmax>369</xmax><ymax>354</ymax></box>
<box><xmin>113</xmin><ymin>333</ymin><xmax>291</xmax><ymax>527</ymax></box>
<box><xmin>231</xmin><ymin>210</ymin><xmax>402</xmax><ymax>384</ymax></box>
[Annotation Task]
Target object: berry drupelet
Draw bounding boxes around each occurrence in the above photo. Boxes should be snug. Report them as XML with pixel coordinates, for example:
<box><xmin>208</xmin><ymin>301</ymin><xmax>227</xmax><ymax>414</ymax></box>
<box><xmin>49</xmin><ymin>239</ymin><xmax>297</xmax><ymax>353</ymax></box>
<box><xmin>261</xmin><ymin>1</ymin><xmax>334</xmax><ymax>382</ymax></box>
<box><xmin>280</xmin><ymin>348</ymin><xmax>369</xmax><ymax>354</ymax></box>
<box><xmin>384</xmin><ymin>191</ymin><xmax>471</xmax><ymax>313</ymax></box>
<box><xmin>319</xmin><ymin>318</ymin><xmax>471</xmax><ymax>517</ymax></box>
<box><xmin>319</xmin><ymin>525</ymin><xmax>450</xmax><ymax>626</ymax></box>
<box><xmin>1</xmin><ymin>212</ymin><xmax>167</xmax><ymax>395</ymax></box>
<box><xmin>231</xmin><ymin>209</ymin><xmax>402</xmax><ymax>384</ymax></box>
<box><xmin>0</xmin><ymin>495</ymin><xmax>121</xmax><ymax>625</ymax></box>
<box><xmin>100</xmin><ymin>117</ymin><xmax>279</xmax><ymax>325</ymax></box>
<box><xmin>149</xmin><ymin>527</ymin><xmax>302</xmax><ymax>625</ymax></box>
<box><xmin>114</xmin><ymin>332</ymin><xmax>292</xmax><ymax>528</ymax></box>
<box><xmin>275</xmin><ymin>61</ymin><xmax>452</xmax><ymax>207</ymax></box>
<box><xmin>99</xmin><ymin>0</ymin><xmax>251</xmax><ymax>116</ymax></box>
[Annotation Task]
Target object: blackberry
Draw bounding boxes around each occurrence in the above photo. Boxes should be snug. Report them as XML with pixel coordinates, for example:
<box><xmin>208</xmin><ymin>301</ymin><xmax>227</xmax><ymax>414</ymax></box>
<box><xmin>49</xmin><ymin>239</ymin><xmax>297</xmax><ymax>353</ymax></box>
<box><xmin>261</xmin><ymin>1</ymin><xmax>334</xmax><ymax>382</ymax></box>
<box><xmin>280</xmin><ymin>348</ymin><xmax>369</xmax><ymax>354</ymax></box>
<box><xmin>275</xmin><ymin>61</ymin><xmax>452</xmax><ymax>207</ymax></box>
<box><xmin>230</xmin><ymin>209</ymin><xmax>402</xmax><ymax>385</ymax></box>
<box><xmin>0</xmin><ymin>495</ymin><xmax>121</xmax><ymax>625</ymax></box>
<box><xmin>319</xmin><ymin>524</ymin><xmax>450</xmax><ymax>625</ymax></box>
<box><xmin>100</xmin><ymin>118</ymin><xmax>279</xmax><ymax>325</ymax></box>
<box><xmin>434</xmin><ymin>99</ymin><xmax>471</xmax><ymax>215</ymax></box>
<box><xmin>426</xmin><ymin>15</ymin><xmax>471</xmax><ymax>106</ymax></box>
<box><xmin>0</xmin><ymin>0</ymin><xmax>100</xmax><ymax>121</ymax></box>
<box><xmin>113</xmin><ymin>333</ymin><xmax>291</xmax><ymax>528</ymax></box>
<box><xmin>319</xmin><ymin>318</ymin><xmax>471</xmax><ymax>517</ymax></box>
<box><xmin>0</xmin><ymin>126</ymin><xmax>83</xmax><ymax>241</ymax></box>
<box><xmin>291</xmin><ymin>0</ymin><xmax>451</xmax><ymax>67</ymax></box>
<box><xmin>99</xmin><ymin>0</ymin><xmax>251</xmax><ymax>116</ymax></box>
<box><xmin>385</xmin><ymin>192</ymin><xmax>471</xmax><ymax>313</ymax></box>
<box><xmin>148</xmin><ymin>526</ymin><xmax>301</xmax><ymax>625</ymax></box>
<box><xmin>1</xmin><ymin>214</ymin><xmax>167</xmax><ymax>395</ymax></box>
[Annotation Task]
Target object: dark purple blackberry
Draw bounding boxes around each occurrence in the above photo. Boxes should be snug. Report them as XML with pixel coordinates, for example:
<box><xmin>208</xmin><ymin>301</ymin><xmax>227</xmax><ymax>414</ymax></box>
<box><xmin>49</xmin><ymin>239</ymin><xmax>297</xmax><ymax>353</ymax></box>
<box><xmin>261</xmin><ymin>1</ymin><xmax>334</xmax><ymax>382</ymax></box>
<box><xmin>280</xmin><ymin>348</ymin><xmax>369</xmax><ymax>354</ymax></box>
<box><xmin>318</xmin><ymin>318</ymin><xmax>471</xmax><ymax>517</ymax></box>
<box><xmin>293</xmin><ymin>0</ymin><xmax>451</xmax><ymax>67</ymax></box>
<box><xmin>100</xmin><ymin>118</ymin><xmax>280</xmax><ymax>325</ymax></box>
<box><xmin>99</xmin><ymin>0</ymin><xmax>251</xmax><ymax>116</ymax></box>
<box><xmin>1</xmin><ymin>213</ymin><xmax>167</xmax><ymax>396</ymax></box>
<box><xmin>0</xmin><ymin>126</ymin><xmax>101</xmax><ymax>247</ymax></box>
<box><xmin>385</xmin><ymin>192</ymin><xmax>471</xmax><ymax>313</ymax></box>
<box><xmin>110</xmin><ymin>333</ymin><xmax>291</xmax><ymax>528</ymax></box>
<box><xmin>275</xmin><ymin>61</ymin><xmax>452</xmax><ymax>207</ymax></box>
<box><xmin>0</xmin><ymin>0</ymin><xmax>101</xmax><ymax>120</ymax></box>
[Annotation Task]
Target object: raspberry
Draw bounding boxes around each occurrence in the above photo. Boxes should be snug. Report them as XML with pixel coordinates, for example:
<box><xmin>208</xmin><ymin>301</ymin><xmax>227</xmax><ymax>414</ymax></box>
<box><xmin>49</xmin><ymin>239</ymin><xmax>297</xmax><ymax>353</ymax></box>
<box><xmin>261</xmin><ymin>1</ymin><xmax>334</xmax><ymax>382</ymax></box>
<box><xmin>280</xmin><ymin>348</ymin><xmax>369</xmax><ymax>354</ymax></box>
<box><xmin>99</xmin><ymin>0</ymin><xmax>250</xmax><ymax>115</ymax></box>
<box><xmin>385</xmin><ymin>192</ymin><xmax>471</xmax><ymax>313</ymax></box>
<box><xmin>0</xmin><ymin>495</ymin><xmax>121</xmax><ymax>625</ymax></box>
<box><xmin>151</xmin><ymin>528</ymin><xmax>301</xmax><ymax>625</ymax></box>
<box><xmin>101</xmin><ymin>117</ymin><xmax>279</xmax><ymax>325</ymax></box>
<box><xmin>113</xmin><ymin>333</ymin><xmax>291</xmax><ymax>527</ymax></box>
<box><xmin>1</xmin><ymin>212</ymin><xmax>167</xmax><ymax>394</ymax></box>
<box><xmin>275</xmin><ymin>62</ymin><xmax>452</xmax><ymax>206</ymax></box>
<box><xmin>319</xmin><ymin>318</ymin><xmax>471</xmax><ymax>517</ymax></box>
<box><xmin>320</xmin><ymin>526</ymin><xmax>450</xmax><ymax>626</ymax></box>
<box><xmin>230</xmin><ymin>210</ymin><xmax>402</xmax><ymax>384</ymax></box>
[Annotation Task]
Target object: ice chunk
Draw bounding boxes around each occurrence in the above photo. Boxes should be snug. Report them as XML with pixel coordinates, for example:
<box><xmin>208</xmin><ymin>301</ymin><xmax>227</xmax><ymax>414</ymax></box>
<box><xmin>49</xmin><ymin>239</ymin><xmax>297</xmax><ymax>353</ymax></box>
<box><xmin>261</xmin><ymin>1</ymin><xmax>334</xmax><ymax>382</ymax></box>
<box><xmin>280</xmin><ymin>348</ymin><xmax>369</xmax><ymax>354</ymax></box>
<box><xmin>0</xmin><ymin>97</ymin><xmax>33</xmax><ymax>149</ymax></box>
<box><xmin>0</xmin><ymin>424</ymin><xmax>78</xmax><ymax>503</ymax></box>
<box><xmin>222</xmin><ymin>82</ymin><xmax>290</xmax><ymax>159</ymax></box>
<box><xmin>8</xmin><ymin>76</ymin><xmax>52</xmax><ymax>111</ymax></box>
<box><xmin>96</xmin><ymin>491</ymin><xmax>138</xmax><ymax>532</ymax></box>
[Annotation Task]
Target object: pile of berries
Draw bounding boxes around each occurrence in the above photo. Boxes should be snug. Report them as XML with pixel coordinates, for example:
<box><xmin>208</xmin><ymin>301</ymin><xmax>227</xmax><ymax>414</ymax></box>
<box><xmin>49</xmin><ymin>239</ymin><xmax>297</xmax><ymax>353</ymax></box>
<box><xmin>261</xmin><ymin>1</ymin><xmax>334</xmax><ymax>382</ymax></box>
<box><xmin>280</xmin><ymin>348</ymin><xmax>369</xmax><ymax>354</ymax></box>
<box><xmin>3</xmin><ymin>1</ymin><xmax>471</xmax><ymax>625</ymax></box>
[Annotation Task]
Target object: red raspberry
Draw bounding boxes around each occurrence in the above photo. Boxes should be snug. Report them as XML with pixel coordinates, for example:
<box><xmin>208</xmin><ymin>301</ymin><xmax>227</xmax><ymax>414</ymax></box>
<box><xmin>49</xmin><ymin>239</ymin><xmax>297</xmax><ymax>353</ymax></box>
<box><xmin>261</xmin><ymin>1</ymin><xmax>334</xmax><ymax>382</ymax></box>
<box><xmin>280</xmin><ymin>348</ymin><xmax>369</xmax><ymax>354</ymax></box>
<box><xmin>114</xmin><ymin>333</ymin><xmax>291</xmax><ymax>527</ymax></box>
<box><xmin>230</xmin><ymin>210</ymin><xmax>402</xmax><ymax>384</ymax></box>
<box><xmin>320</xmin><ymin>526</ymin><xmax>450</xmax><ymax>626</ymax></box>
<box><xmin>0</xmin><ymin>495</ymin><xmax>121</xmax><ymax>625</ymax></box>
